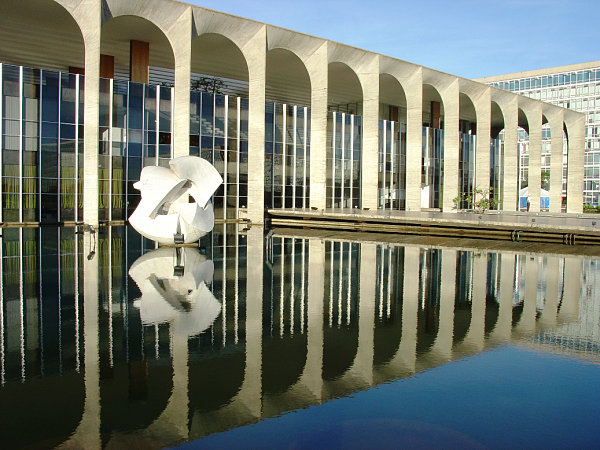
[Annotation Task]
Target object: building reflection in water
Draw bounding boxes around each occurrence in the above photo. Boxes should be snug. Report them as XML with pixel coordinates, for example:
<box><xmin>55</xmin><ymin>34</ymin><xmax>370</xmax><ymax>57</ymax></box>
<box><xmin>0</xmin><ymin>225</ymin><xmax>596</xmax><ymax>448</ymax></box>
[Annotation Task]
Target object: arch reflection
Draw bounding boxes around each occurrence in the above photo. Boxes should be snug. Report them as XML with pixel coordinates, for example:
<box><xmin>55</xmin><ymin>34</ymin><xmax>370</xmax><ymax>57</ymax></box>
<box><xmin>0</xmin><ymin>225</ymin><xmax>596</xmax><ymax>447</ymax></box>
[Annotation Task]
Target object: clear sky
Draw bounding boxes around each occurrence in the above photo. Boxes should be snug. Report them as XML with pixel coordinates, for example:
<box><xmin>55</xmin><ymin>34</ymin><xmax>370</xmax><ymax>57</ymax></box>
<box><xmin>188</xmin><ymin>0</ymin><xmax>598</xmax><ymax>79</ymax></box>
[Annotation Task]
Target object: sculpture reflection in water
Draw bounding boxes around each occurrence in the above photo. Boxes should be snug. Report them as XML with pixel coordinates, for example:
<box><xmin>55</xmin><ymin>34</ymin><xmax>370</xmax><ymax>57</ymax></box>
<box><xmin>0</xmin><ymin>225</ymin><xmax>599</xmax><ymax>448</ymax></box>
<box><xmin>129</xmin><ymin>247</ymin><xmax>221</xmax><ymax>338</ymax></box>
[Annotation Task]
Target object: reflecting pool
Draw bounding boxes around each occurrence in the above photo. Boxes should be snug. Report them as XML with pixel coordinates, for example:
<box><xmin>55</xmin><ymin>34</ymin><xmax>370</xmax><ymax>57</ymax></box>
<box><xmin>0</xmin><ymin>225</ymin><xmax>599</xmax><ymax>448</ymax></box>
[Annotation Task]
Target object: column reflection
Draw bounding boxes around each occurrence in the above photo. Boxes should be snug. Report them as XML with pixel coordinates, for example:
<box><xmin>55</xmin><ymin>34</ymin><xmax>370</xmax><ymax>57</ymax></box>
<box><xmin>0</xmin><ymin>225</ymin><xmax>596</xmax><ymax>447</ymax></box>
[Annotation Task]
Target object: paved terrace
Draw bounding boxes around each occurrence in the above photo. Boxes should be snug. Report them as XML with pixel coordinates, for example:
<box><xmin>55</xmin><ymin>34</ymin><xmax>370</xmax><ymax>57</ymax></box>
<box><xmin>268</xmin><ymin>208</ymin><xmax>600</xmax><ymax>246</ymax></box>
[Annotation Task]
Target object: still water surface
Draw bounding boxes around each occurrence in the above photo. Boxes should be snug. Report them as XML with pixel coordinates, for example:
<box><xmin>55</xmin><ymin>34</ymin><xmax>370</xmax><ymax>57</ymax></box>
<box><xmin>0</xmin><ymin>225</ymin><xmax>599</xmax><ymax>448</ymax></box>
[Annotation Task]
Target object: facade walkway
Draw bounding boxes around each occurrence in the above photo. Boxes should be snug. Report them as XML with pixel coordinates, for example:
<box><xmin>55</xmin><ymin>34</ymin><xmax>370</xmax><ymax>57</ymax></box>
<box><xmin>268</xmin><ymin>208</ymin><xmax>600</xmax><ymax>246</ymax></box>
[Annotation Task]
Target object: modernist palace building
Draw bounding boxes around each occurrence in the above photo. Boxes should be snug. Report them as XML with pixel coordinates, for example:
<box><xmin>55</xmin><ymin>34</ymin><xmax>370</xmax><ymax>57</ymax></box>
<box><xmin>0</xmin><ymin>0</ymin><xmax>586</xmax><ymax>227</ymax></box>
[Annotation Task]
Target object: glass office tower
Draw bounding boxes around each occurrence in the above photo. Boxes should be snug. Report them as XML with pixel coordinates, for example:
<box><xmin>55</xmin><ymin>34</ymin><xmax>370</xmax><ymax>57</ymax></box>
<box><xmin>482</xmin><ymin>62</ymin><xmax>600</xmax><ymax>206</ymax></box>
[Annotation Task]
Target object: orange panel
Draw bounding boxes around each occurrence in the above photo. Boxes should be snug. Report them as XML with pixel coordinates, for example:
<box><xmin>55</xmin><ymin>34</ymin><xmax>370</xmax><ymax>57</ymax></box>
<box><xmin>130</xmin><ymin>40</ymin><xmax>149</xmax><ymax>83</ymax></box>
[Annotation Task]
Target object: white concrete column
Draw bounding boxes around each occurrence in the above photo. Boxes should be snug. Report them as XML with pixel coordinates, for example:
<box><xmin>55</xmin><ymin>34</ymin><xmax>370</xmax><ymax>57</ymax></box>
<box><xmin>146</xmin><ymin>332</ymin><xmax>189</xmax><ymax>442</ymax></box>
<box><xmin>514</xmin><ymin>255</ymin><xmax>538</xmax><ymax>337</ymax></box>
<box><xmin>359</xmin><ymin>57</ymin><xmax>380</xmax><ymax>210</ymax></box>
<box><xmin>538</xmin><ymin>256</ymin><xmax>560</xmax><ymax>330</ymax></box>
<box><xmin>526</xmin><ymin>104</ymin><xmax>542</xmax><ymax>213</ymax></box>
<box><xmin>63</xmin><ymin>233</ymin><xmax>100</xmax><ymax>448</ymax></box>
<box><xmin>442</xmin><ymin>79</ymin><xmax>459</xmax><ymax>212</ymax></box>
<box><xmin>391</xmin><ymin>246</ymin><xmax>420</xmax><ymax>373</ymax></box>
<box><xmin>171</xmin><ymin>7</ymin><xmax>192</xmax><ymax>158</ymax></box>
<box><xmin>548</xmin><ymin>110</ymin><xmax>565</xmax><ymax>212</ymax></box>
<box><xmin>240</xmin><ymin>226</ymin><xmax>263</xmax><ymax>417</ymax></box>
<box><xmin>243</xmin><ymin>26</ymin><xmax>267</xmax><ymax>224</ymax></box>
<box><xmin>306</xmin><ymin>42</ymin><xmax>328</xmax><ymax>210</ymax></box>
<box><xmin>488</xmin><ymin>252</ymin><xmax>515</xmax><ymax>343</ymax></box>
<box><xmin>74</xmin><ymin>0</ymin><xmax>102</xmax><ymax>226</ymax></box>
<box><xmin>565</xmin><ymin>113</ymin><xmax>585</xmax><ymax>213</ymax></box>
<box><xmin>301</xmin><ymin>239</ymin><xmax>324</xmax><ymax>400</ymax></box>
<box><xmin>461</xmin><ymin>253</ymin><xmax>487</xmax><ymax>352</ymax></box>
<box><xmin>501</xmin><ymin>98</ymin><xmax>519</xmax><ymax>211</ymax></box>
<box><xmin>353</xmin><ymin>243</ymin><xmax>376</xmax><ymax>384</ymax></box>
<box><xmin>558</xmin><ymin>257</ymin><xmax>581</xmax><ymax>324</ymax></box>
<box><xmin>405</xmin><ymin>69</ymin><xmax>423</xmax><ymax>211</ymax></box>
<box><xmin>475</xmin><ymin>88</ymin><xmax>491</xmax><ymax>192</ymax></box>
<box><xmin>429</xmin><ymin>248</ymin><xmax>456</xmax><ymax>361</ymax></box>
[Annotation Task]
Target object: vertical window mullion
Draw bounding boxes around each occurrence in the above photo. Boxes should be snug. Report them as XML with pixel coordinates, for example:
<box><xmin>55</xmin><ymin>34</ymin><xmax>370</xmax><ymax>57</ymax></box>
<box><xmin>38</xmin><ymin>69</ymin><xmax>42</xmax><ymax>222</ymax></box>
<box><xmin>382</xmin><ymin>120</ymin><xmax>387</xmax><ymax>210</ymax></box>
<box><xmin>0</xmin><ymin>63</ymin><xmax>3</xmax><ymax>222</ymax></box>
<box><xmin>341</xmin><ymin>113</ymin><xmax>345</xmax><ymax>207</ymax></box>
<box><xmin>390</xmin><ymin>121</ymin><xmax>395</xmax><ymax>209</ymax></box>
<box><xmin>155</xmin><ymin>85</ymin><xmax>160</xmax><ymax>166</ymax></box>
<box><xmin>350</xmin><ymin>114</ymin><xmax>354</xmax><ymax>208</ymax></box>
<box><xmin>74</xmin><ymin>74</ymin><xmax>79</xmax><ymax>222</ymax></box>
<box><xmin>19</xmin><ymin>66</ymin><xmax>24</xmax><ymax>222</ymax></box>
<box><xmin>303</xmin><ymin>107</ymin><xmax>307</xmax><ymax>209</ymax></box>
<box><xmin>293</xmin><ymin>105</ymin><xmax>297</xmax><ymax>207</ymax></box>
<box><xmin>332</xmin><ymin>111</ymin><xmax>336</xmax><ymax>207</ymax></box>
<box><xmin>236</xmin><ymin>96</ymin><xmax>241</xmax><ymax>218</ymax></box>
<box><xmin>282</xmin><ymin>103</ymin><xmax>287</xmax><ymax>207</ymax></box>
<box><xmin>170</xmin><ymin>86</ymin><xmax>174</xmax><ymax>159</ymax></box>
<box><xmin>223</xmin><ymin>95</ymin><xmax>229</xmax><ymax>220</ymax></box>
<box><xmin>108</xmin><ymin>78</ymin><xmax>114</xmax><ymax>222</ymax></box>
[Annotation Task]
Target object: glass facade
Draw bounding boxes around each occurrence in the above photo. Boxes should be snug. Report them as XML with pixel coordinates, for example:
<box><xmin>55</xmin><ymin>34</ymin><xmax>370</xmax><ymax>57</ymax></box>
<box><xmin>98</xmin><ymin>78</ymin><xmax>173</xmax><ymax>222</ymax></box>
<box><xmin>458</xmin><ymin>123</ymin><xmax>476</xmax><ymax>210</ymax></box>
<box><xmin>1</xmin><ymin>64</ymin><xmax>84</xmax><ymax>223</ymax></box>
<box><xmin>190</xmin><ymin>91</ymin><xmax>249</xmax><ymax>219</ymax></box>
<box><xmin>327</xmin><ymin>112</ymin><xmax>362</xmax><ymax>209</ymax></box>
<box><xmin>265</xmin><ymin>102</ymin><xmax>310</xmax><ymax>209</ymax></box>
<box><xmin>421</xmin><ymin>126</ymin><xmax>444</xmax><ymax>209</ymax></box>
<box><xmin>490</xmin><ymin>137</ymin><xmax>504</xmax><ymax>209</ymax></box>
<box><xmin>378</xmin><ymin>120</ymin><xmax>406</xmax><ymax>210</ymax></box>
<box><xmin>489</xmin><ymin>66</ymin><xmax>599</xmax><ymax>205</ymax></box>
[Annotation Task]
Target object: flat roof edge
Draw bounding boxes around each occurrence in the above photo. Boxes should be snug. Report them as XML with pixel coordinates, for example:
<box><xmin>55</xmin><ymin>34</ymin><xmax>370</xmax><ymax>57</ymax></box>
<box><xmin>475</xmin><ymin>61</ymin><xmax>600</xmax><ymax>83</ymax></box>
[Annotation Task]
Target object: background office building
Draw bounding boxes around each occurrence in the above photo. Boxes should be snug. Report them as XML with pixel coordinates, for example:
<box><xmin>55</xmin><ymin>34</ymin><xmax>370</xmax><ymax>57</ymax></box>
<box><xmin>0</xmin><ymin>0</ymin><xmax>586</xmax><ymax>228</ymax></box>
<box><xmin>478</xmin><ymin>61</ymin><xmax>600</xmax><ymax>207</ymax></box>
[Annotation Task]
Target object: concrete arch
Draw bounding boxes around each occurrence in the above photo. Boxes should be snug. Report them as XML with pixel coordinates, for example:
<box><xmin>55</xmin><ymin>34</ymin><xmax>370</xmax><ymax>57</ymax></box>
<box><xmin>266</xmin><ymin>47</ymin><xmax>311</xmax><ymax>106</ymax></box>
<box><xmin>322</xmin><ymin>324</ymin><xmax>359</xmax><ymax>381</ymax></box>
<box><xmin>191</xmin><ymin>32</ymin><xmax>249</xmax><ymax>86</ymax></box>
<box><xmin>103</xmin><ymin>0</ymin><xmax>190</xmax><ymax>52</ymax></box>
<box><xmin>459</xmin><ymin>93</ymin><xmax>477</xmax><ymax>124</ymax></box>
<box><xmin>262</xmin><ymin>334</ymin><xmax>308</xmax><ymax>395</ymax></box>
<box><xmin>0</xmin><ymin>371</ymin><xmax>85</xmax><ymax>449</ymax></box>
<box><xmin>100</xmin><ymin>360</ymin><xmax>173</xmax><ymax>434</ymax></box>
<box><xmin>0</xmin><ymin>0</ymin><xmax>85</xmax><ymax>70</ymax></box>
<box><xmin>101</xmin><ymin>14</ymin><xmax>175</xmax><ymax>78</ymax></box>
<box><xmin>422</xmin><ymin>83</ymin><xmax>445</xmax><ymax>126</ymax></box>
<box><xmin>491</xmin><ymin>101</ymin><xmax>505</xmax><ymax>138</ymax></box>
<box><xmin>380</xmin><ymin>74</ymin><xmax>407</xmax><ymax>106</ymax></box>
<box><xmin>327</xmin><ymin>61</ymin><xmax>363</xmax><ymax>111</ymax></box>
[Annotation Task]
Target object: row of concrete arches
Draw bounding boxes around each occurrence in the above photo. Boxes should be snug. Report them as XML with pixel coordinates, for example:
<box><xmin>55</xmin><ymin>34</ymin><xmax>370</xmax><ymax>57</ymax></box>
<box><xmin>3</xmin><ymin>0</ymin><xmax>579</xmax><ymax>131</ymax></box>
<box><xmin>0</xmin><ymin>0</ymin><xmax>585</xmax><ymax>217</ymax></box>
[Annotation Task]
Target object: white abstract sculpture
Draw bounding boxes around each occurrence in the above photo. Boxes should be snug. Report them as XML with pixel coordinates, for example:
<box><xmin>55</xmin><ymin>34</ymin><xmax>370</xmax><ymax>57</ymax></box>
<box><xmin>129</xmin><ymin>247</ymin><xmax>221</xmax><ymax>337</ymax></box>
<box><xmin>129</xmin><ymin>156</ymin><xmax>223</xmax><ymax>244</ymax></box>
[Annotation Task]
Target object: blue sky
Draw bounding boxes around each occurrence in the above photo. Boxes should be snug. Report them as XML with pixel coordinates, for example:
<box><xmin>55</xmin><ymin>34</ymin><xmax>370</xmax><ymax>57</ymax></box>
<box><xmin>189</xmin><ymin>0</ymin><xmax>598</xmax><ymax>79</ymax></box>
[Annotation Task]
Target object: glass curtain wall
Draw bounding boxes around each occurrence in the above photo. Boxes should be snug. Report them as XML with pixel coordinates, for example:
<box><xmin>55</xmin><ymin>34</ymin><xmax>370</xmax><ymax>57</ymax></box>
<box><xmin>421</xmin><ymin>127</ymin><xmax>444</xmax><ymax>209</ymax></box>
<box><xmin>327</xmin><ymin>112</ymin><xmax>362</xmax><ymax>208</ymax></box>
<box><xmin>1</xmin><ymin>64</ymin><xmax>84</xmax><ymax>223</ymax></box>
<box><xmin>490</xmin><ymin>137</ymin><xmax>504</xmax><ymax>209</ymax></box>
<box><xmin>264</xmin><ymin>102</ymin><xmax>311</xmax><ymax>209</ymax></box>
<box><xmin>378</xmin><ymin>120</ymin><xmax>406</xmax><ymax>210</ymax></box>
<box><xmin>458</xmin><ymin>121</ymin><xmax>476</xmax><ymax>210</ymax></box>
<box><xmin>190</xmin><ymin>92</ymin><xmax>249</xmax><ymax>220</ymax></box>
<box><xmin>98</xmin><ymin>79</ymin><xmax>173</xmax><ymax>222</ymax></box>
